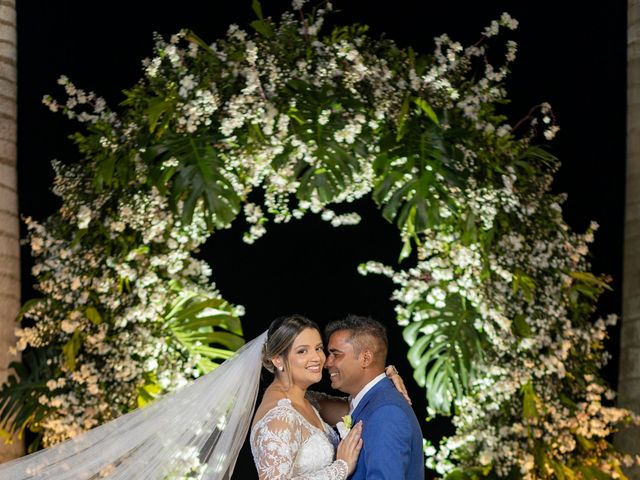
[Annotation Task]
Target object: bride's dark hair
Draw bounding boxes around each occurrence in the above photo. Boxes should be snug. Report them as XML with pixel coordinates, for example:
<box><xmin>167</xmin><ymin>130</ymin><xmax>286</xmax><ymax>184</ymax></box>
<box><xmin>262</xmin><ymin>314</ymin><xmax>320</xmax><ymax>374</ymax></box>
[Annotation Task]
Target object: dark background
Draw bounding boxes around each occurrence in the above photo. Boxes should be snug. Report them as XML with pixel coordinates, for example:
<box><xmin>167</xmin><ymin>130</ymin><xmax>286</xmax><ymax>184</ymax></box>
<box><xmin>17</xmin><ymin>2</ymin><xmax>626</xmax><ymax>478</ymax></box>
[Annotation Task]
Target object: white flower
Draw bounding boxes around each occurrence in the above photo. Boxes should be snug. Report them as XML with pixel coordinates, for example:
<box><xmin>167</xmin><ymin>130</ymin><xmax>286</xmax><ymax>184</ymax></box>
<box><xmin>60</xmin><ymin>319</ymin><xmax>78</xmax><ymax>334</ymax></box>
<box><xmin>292</xmin><ymin>0</ymin><xmax>307</xmax><ymax>9</ymax></box>
<box><xmin>77</xmin><ymin>205</ymin><xmax>92</xmax><ymax>229</ymax></box>
<box><xmin>179</xmin><ymin>74</ymin><xmax>197</xmax><ymax>98</ymax></box>
<box><xmin>544</xmin><ymin>125</ymin><xmax>560</xmax><ymax>140</ymax></box>
<box><xmin>336</xmin><ymin>420</ymin><xmax>350</xmax><ymax>440</ymax></box>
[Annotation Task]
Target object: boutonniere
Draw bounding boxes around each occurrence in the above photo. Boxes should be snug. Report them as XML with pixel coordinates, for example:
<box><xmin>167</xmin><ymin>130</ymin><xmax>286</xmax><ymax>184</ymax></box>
<box><xmin>336</xmin><ymin>414</ymin><xmax>353</xmax><ymax>440</ymax></box>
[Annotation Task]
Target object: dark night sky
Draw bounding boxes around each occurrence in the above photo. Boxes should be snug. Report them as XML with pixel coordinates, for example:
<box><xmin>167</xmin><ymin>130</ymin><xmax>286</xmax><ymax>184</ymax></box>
<box><xmin>17</xmin><ymin>2</ymin><xmax>627</xmax><ymax>477</ymax></box>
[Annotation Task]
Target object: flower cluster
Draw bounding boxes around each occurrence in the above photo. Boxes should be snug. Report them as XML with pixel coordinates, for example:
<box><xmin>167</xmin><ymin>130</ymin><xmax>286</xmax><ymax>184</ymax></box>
<box><xmin>361</xmin><ymin>158</ymin><xmax>637</xmax><ymax>477</ymax></box>
<box><xmin>12</xmin><ymin>152</ymin><xmax>241</xmax><ymax>446</ymax></box>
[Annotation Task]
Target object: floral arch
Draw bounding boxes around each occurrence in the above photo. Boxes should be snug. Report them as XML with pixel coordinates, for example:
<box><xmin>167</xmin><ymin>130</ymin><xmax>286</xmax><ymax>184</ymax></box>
<box><xmin>1</xmin><ymin>2</ymin><xmax>636</xmax><ymax>478</ymax></box>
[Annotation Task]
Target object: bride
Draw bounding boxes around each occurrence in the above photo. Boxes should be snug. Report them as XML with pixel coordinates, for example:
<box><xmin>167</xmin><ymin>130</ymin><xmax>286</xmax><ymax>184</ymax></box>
<box><xmin>0</xmin><ymin>315</ymin><xmax>408</xmax><ymax>479</ymax></box>
<box><xmin>251</xmin><ymin>314</ymin><xmax>362</xmax><ymax>479</ymax></box>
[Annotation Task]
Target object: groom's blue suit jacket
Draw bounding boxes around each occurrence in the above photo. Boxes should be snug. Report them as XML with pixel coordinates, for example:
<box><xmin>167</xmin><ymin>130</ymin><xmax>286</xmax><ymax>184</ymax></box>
<box><xmin>350</xmin><ymin>377</ymin><xmax>424</xmax><ymax>479</ymax></box>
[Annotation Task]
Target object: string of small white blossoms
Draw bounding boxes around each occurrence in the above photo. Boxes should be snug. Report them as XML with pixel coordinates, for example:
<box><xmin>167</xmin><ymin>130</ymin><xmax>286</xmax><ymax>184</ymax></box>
<box><xmin>361</xmin><ymin>207</ymin><xmax>636</xmax><ymax>475</ymax></box>
<box><xmin>16</xmin><ymin>162</ymin><xmax>234</xmax><ymax>445</ymax></box>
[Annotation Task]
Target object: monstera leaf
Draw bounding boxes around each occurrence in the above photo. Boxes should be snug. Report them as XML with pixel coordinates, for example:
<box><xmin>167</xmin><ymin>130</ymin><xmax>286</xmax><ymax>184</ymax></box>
<box><xmin>164</xmin><ymin>292</ymin><xmax>245</xmax><ymax>375</ymax></box>
<box><xmin>147</xmin><ymin>133</ymin><xmax>242</xmax><ymax>229</ymax></box>
<box><xmin>280</xmin><ymin>79</ymin><xmax>368</xmax><ymax>203</ymax></box>
<box><xmin>403</xmin><ymin>293</ymin><xmax>485</xmax><ymax>414</ymax></box>
<box><xmin>373</xmin><ymin>108</ymin><xmax>462</xmax><ymax>257</ymax></box>
<box><xmin>0</xmin><ymin>347</ymin><xmax>57</xmax><ymax>449</ymax></box>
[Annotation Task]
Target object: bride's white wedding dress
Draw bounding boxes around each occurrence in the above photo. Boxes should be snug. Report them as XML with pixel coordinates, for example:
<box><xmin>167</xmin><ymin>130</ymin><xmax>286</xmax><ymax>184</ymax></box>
<box><xmin>250</xmin><ymin>398</ymin><xmax>348</xmax><ymax>480</ymax></box>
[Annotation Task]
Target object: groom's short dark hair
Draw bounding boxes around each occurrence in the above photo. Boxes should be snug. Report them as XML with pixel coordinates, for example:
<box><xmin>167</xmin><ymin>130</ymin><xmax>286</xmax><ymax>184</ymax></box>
<box><xmin>325</xmin><ymin>314</ymin><xmax>388</xmax><ymax>364</ymax></box>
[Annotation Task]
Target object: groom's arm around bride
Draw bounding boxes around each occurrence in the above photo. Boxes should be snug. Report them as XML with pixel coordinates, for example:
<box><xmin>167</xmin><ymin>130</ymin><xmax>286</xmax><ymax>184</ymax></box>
<box><xmin>325</xmin><ymin>315</ymin><xmax>425</xmax><ymax>480</ymax></box>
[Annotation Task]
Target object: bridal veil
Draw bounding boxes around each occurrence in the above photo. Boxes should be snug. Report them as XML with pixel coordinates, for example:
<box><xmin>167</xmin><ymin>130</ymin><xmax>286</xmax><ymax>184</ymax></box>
<box><xmin>0</xmin><ymin>331</ymin><xmax>268</xmax><ymax>479</ymax></box>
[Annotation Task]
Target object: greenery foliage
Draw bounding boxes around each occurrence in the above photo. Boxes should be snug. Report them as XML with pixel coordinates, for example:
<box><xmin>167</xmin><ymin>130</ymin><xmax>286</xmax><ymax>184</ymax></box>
<box><xmin>1</xmin><ymin>1</ymin><xmax>636</xmax><ymax>478</ymax></box>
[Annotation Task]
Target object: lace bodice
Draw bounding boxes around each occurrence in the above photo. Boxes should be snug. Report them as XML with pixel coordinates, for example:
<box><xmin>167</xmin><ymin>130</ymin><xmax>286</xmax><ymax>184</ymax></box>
<box><xmin>250</xmin><ymin>398</ymin><xmax>348</xmax><ymax>480</ymax></box>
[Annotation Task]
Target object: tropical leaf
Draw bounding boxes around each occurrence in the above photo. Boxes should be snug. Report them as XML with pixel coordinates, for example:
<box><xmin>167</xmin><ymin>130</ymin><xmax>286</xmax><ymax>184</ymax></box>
<box><xmin>85</xmin><ymin>306</ymin><xmax>103</xmax><ymax>325</ymax></box>
<box><xmin>149</xmin><ymin>133</ymin><xmax>243</xmax><ymax>229</ymax></box>
<box><xmin>373</xmin><ymin>118</ymin><xmax>461</xmax><ymax>241</ymax></box>
<box><xmin>569</xmin><ymin>271</ymin><xmax>613</xmax><ymax>291</ymax></box>
<box><xmin>403</xmin><ymin>294</ymin><xmax>485</xmax><ymax>414</ymax></box>
<box><xmin>137</xmin><ymin>372</ymin><xmax>163</xmax><ymax>408</ymax></box>
<box><xmin>282</xmin><ymin>79</ymin><xmax>366</xmax><ymax>203</ymax></box>
<box><xmin>164</xmin><ymin>292</ymin><xmax>244</xmax><ymax>374</ymax></box>
<box><xmin>521</xmin><ymin>382</ymin><xmax>539</xmax><ymax>419</ymax></box>
<box><xmin>145</xmin><ymin>95</ymin><xmax>175</xmax><ymax>135</ymax></box>
<box><xmin>574</xmin><ymin>465</ymin><xmax>612</xmax><ymax>480</ymax></box>
<box><xmin>62</xmin><ymin>330</ymin><xmax>83</xmax><ymax>371</ymax></box>
<box><xmin>0</xmin><ymin>347</ymin><xmax>57</xmax><ymax>442</ymax></box>
<box><xmin>414</xmin><ymin>97</ymin><xmax>439</xmax><ymax>126</ymax></box>
<box><xmin>16</xmin><ymin>297</ymin><xmax>46</xmax><ymax>323</ymax></box>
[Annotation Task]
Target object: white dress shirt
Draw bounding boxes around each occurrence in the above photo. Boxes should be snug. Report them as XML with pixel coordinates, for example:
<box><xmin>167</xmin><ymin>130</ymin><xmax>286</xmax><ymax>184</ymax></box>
<box><xmin>349</xmin><ymin>373</ymin><xmax>386</xmax><ymax>413</ymax></box>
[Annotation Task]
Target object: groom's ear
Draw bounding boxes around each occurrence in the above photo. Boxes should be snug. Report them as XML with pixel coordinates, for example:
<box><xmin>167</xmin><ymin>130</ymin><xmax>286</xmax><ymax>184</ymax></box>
<box><xmin>360</xmin><ymin>349</ymin><xmax>374</xmax><ymax>367</ymax></box>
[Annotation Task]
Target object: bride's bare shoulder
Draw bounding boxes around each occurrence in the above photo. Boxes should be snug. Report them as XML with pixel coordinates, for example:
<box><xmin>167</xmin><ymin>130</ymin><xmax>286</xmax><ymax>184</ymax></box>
<box><xmin>252</xmin><ymin>389</ymin><xmax>289</xmax><ymax>427</ymax></box>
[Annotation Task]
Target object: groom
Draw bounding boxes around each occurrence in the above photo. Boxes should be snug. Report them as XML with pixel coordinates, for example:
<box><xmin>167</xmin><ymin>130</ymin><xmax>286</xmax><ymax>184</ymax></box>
<box><xmin>325</xmin><ymin>315</ymin><xmax>424</xmax><ymax>479</ymax></box>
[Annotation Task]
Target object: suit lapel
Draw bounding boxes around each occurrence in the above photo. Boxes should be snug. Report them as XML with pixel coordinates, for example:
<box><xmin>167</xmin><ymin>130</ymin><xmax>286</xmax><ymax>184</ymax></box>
<box><xmin>351</xmin><ymin>377</ymin><xmax>390</xmax><ymax>421</ymax></box>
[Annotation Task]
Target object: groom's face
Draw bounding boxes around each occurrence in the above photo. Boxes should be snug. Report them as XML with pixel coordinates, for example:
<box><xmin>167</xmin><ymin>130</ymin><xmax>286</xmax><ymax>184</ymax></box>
<box><xmin>325</xmin><ymin>330</ymin><xmax>365</xmax><ymax>396</ymax></box>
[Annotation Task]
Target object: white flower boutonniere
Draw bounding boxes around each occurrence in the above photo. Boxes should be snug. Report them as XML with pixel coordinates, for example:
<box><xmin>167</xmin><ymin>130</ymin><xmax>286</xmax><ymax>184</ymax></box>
<box><xmin>336</xmin><ymin>414</ymin><xmax>353</xmax><ymax>440</ymax></box>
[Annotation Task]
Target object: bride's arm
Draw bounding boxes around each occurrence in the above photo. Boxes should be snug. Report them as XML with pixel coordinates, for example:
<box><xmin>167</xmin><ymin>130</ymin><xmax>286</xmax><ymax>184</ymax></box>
<box><xmin>308</xmin><ymin>365</ymin><xmax>412</xmax><ymax>426</ymax></box>
<box><xmin>385</xmin><ymin>365</ymin><xmax>412</xmax><ymax>405</ymax></box>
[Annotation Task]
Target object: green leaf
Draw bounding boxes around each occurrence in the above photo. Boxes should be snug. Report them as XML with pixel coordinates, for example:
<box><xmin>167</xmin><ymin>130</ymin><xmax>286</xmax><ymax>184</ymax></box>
<box><xmin>576</xmin><ymin>434</ymin><xmax>595</xmax><ymax>451</ymax></box>
<box><xmin>550</xmin><ymin>460</ymin><xmax>567</xmax><ymax>480</ymax></box>
<box><xmin>573</xmin><ymin>284</ymin><xmax>598</xmax><ymax>299</ymax></box>
<box><xmin>569</xmin><ymin>271</ymin><xmax>613</xmax><ymax>291</ymax></box>
<box><xmin>179</xmin><ymin>331</ymin><xmax>245</xmax><ymax>351</ymax></box>
<box><xmin>398</xmin><ymin>236</ymin><xmax>413</xmax><ymax>262</ymax></box>
<box><xmin>16</xmin><ymin>298</ymin><xmax>46</xmax><ymax>322</ymax></box>
<box><xmin>165</xmin><ymin>292</ymin><xmax>245</xmax><ymax>374</ymax></box>
<box><xmin>396</xmin><ymin>95</ymin><xmax>410</xmax><ymax>141</ymax></box>
<box><xmin>415</xmin><ymin>98</ymin><xmax>440</xmax><ymax>126</ymax></box>
<box><xmin>85</xmin><ymin>307</ymin><xmax>103</xmax><ymax>325</ymax></box>
<box><xmin>403</xmin><ymin>294</ymin><xmax>485</xmax><ymax>414</ymax></box>
<box><xmin>95</xmin><ymin>155</ymin><xmax>117</xmax><ymax>189</ymax></box>
<box><xmin>137</xmin><ymin>373</ymin><xmax>162</xmax><ymax>408</ymax></box>
<box><xmin>512</xmin><ymin>314</ymin><xmax>532</xmax><ymax>338</ymax></box>
<box><xmin>183</xmin><ymin>29</ymin><xmax>218</xmax><ymax>59</ymax></box>
<box><xmin>0</xmin><ymin>347</ymin><xmax>58</xmax><ymax>443</ymax></box>
<box><xmin>250</xmin><ymin>19</ymin><xmax>274</xmax><ymax>38</ymax></box>
<box><xmin>251</xmin><ymin>0</ymin><xmax>263</xmax><ymax>19</ymax></box>
<box><xmin>522</xmin><ymin>382</ymin><xmax>539</xmax><ymax>419</ymax></box>
<box><xmin>403</xmin><ymin>318</ymin><xmax>426</xmax><ymax>346</ymax></box>
<box><xmin>575</xmin><ymin>466</ymin><xmax>612</xmax><ymax>480</ymax></box>
<box><xmin>153</xmin><ymin>133</ymin><xmax>242</xmax><ymax>229</ymax></box>
<box><xmin>512</xmin><ymin>271</ymin><xmax>536</xmax><ymax>304</ymax></box>
<box><xmin>444</xmin><ymin>469</ymin><xmax>467</xmax><ymax>480</ymax></box>
<box><xmin>146</xmin><ymin>97</ymin><xmax>174</xmax><ymax>134</ymax></box>
<box><xmin>461</xmin><ymin>210</ymin><xmax>477</xmax><ymax>245</ymax></box>
<box><xmin>62</xmin><ymin>331</ymin><xmax>83</xmax><ymax>371</ymax></box>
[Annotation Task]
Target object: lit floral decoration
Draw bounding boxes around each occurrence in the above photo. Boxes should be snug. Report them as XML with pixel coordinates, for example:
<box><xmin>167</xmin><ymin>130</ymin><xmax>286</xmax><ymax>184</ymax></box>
<box><xmin>1</xmin><ymin>1</ymin><xmax>636</xmax><ymax>478</ymax></box>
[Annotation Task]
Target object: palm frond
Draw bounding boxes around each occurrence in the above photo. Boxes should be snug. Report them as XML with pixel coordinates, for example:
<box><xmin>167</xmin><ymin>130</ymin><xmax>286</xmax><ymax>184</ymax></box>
<box><xmin>164</xmin><ymin>292</ymin><xmax>244</xmax><ymax>374</ymax></box>
<box><xmin>0</xmin><ymin>347</ymin><xmax>57</xmax><ymax>441</ymax></box>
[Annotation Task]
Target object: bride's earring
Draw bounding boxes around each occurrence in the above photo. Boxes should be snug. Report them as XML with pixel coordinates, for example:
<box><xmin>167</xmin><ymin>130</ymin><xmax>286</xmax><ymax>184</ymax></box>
<box><xmin>278</xmin><ymin>366</ymin><xmax>284</xmax><ymax>372</ymax></box>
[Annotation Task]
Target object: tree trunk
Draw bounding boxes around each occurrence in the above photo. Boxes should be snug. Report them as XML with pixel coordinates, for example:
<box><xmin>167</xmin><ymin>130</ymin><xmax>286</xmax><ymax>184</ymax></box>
<box><xmin>0</xmin><ymin>0</ymin><xmax>21</xmax><ymax>463</ymax></box>
<box><xmin>617</xmin><ymin>0</ymin><xmax>640</xmax><ymax>475</ymax></box>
